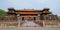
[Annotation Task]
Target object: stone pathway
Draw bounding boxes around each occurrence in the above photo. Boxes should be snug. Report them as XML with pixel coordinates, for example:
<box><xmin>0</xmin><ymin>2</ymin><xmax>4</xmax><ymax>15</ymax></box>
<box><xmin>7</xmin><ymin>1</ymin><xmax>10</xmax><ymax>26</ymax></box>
<box><xmin>0</xmin><ymin>27</ymin><xmax>60</xmax><ymax>30</ymax></box>
<box><xmin>21</xmin><ymin>20</ymin><xmax>40</xmax><ymax>27</ymax></box>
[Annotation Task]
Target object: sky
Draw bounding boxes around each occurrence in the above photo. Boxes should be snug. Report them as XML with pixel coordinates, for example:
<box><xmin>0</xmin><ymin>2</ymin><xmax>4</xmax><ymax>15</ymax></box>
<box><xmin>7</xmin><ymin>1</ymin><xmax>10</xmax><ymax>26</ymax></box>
<box><xmin>0</xmin><ymin>0</ymin><xmax>60</xmax><ymax>16</ymax></box>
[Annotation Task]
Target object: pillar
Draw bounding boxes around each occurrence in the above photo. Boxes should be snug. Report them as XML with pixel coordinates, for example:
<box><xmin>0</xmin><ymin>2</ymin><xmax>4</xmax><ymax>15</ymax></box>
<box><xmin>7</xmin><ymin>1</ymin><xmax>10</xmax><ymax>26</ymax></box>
<box><xmin>40</xmin><ymin>14</ymin><xmax>44</xmax><ymax>20</ymax></box>
<box><xmin>17</xmin><ymin>14</ymin><xmax>20</xmax><ymax>27</ymax></box>
<box><xmin>5</xmin><ymin>24</ymin><xmax>7</xmax><ymax>27</ymax></box>
<box><xmin>43</xmin><ymin>15</ymin><xmax>47</xmax><ymax>20</ymax></box>
<box><xmin>37</xmin><ymin>14</ymin><xmax>40</xmax><ymax>20</ymax></box>
<box><xmin>43</xmin><ymin>21</ymin><xmax>45</xmax><ymax>27</ymax></box>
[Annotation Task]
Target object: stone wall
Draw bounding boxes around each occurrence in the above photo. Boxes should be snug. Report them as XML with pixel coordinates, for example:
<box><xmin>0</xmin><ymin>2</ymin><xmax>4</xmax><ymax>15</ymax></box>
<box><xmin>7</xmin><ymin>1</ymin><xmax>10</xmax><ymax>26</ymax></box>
<box><xmin>0</xmin><ymin>15</ymin><xmax>17</xmax><ymax>21</ymax></box>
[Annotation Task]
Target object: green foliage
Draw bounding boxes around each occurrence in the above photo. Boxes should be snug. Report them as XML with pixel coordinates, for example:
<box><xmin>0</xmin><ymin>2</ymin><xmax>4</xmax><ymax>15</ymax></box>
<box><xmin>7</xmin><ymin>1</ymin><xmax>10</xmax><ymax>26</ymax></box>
<box><xmin>0</xmin><ymin>9</ymin><xmax>6</xmax><ymax>15</ymax></box>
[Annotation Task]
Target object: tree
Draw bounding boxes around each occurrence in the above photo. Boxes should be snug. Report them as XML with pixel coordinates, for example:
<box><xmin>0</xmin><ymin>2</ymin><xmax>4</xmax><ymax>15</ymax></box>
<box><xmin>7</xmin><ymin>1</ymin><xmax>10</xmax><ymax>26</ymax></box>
<box><xmin>0</xmin><ymin>9</ymin><xmax>6</xmax><ymax>15</ymax></box>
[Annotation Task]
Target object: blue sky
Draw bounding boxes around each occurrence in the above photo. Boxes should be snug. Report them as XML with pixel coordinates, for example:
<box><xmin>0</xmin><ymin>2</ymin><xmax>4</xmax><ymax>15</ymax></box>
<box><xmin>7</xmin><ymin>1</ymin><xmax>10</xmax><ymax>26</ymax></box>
<box><xmin>0</xmin><ymin>0</ymin><xmax>60</xmax><ymax>16</ymax></box>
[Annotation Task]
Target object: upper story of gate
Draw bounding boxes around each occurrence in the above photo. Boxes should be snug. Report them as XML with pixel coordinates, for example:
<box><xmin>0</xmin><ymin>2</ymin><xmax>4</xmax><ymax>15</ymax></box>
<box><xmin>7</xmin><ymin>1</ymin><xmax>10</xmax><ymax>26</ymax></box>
<box><xmin>7</xmin><ymin>8</ymin><xmax>51</xmax><ymax>15</ymax></box>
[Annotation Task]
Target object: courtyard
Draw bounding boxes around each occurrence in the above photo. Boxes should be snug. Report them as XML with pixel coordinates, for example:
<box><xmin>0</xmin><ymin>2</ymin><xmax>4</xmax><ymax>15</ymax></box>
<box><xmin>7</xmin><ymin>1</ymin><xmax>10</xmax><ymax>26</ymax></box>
<box><xmin>0</xmin><ymin>27</ymin><xmax>60</xmax><ymax>30</ymax></box>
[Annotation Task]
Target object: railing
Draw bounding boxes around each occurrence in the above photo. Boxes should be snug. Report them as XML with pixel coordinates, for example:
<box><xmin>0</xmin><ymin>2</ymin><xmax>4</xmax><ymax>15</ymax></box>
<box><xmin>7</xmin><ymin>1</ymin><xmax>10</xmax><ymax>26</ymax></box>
<box><xmin>44</xmin><ymin>20</ymin><xmax>59</xmax><ymax>27</ymax></box>
<box><xmin>0</xmin><ymin>21</ymin><xmax>18</xmax><ymax>28</ymax></box>
<box><xmin>0</xmin><ymin>20</ymin><xmax>59</xmax><ymax>28</ymax></box>
<box><xmin>0</xmin><ymin>15</ymin><xmax>17</xmax><ymax>20</ymax></box>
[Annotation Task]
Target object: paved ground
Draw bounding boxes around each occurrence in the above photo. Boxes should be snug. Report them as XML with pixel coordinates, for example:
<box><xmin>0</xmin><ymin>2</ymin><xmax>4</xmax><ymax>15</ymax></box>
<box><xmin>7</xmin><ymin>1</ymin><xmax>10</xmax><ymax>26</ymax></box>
<box><xmin>0</xmin><ymin>27</ymin><xmax>60</xmax><ymax>30</ymax></box>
